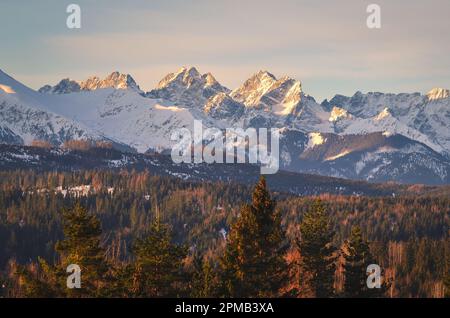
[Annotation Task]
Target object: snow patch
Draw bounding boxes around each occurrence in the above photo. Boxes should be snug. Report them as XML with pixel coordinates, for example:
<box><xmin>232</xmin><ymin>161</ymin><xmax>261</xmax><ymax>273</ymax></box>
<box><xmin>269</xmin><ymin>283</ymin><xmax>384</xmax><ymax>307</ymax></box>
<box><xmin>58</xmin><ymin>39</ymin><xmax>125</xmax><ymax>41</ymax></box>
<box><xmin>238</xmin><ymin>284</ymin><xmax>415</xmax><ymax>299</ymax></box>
<box><xmin>329</xmin><ymin>106</ymin><xmax>350</xmax><ymax>122</ymax></box>
<box><xmin>154</xmin><ymin>104</ymin><xmax>184</xmax><ymax>112</ymax></box>
<box><xmin>307</xmin><ymin>132</ymin><xmax>325</xmax><ymax>149</ymax></box>
<box><xmin>375</xmin><ymin>107</ymin><xmax>391</xmax><ymax>121</ymax></box>
<box><xmin>325</xmin><ymin>150</ymin><xmax>350</xmax><ymax>161</ymax></box>
<box><xmin>0</xmin><ymin>84</ymin><xmax>16</xmax><ymax>94</ymax></box>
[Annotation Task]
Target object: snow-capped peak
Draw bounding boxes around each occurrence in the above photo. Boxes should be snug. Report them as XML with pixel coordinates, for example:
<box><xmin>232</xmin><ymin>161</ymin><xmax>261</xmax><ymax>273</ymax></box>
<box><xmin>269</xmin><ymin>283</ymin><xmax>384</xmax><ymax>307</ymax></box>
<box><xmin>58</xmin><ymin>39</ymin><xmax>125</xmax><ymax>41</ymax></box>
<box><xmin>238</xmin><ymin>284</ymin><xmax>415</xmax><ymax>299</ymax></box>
<box><xmin>203</xmin><ymin>72</ymin><xmax>220</xmax><ymax>87</ymax></box>
<box><xmin>82</xmin><ymin>71</ymin><xmax>140</xmax><ymax>91</ymax></box>
<box><xmin>156</xmin><ymin>66</ymin><xmax>202</xmax><ymax>89</ymax></box>
<box><xmin>254</xmin><ymin>70</ymin><xmax>277</xmax><ymax>82</ymax></box>
<box><xmin>426</xmin><ymin>87</ymin><xmax>449</xmax><ymax>101</ymax></box>
<box><xmin>147</xmin><ymin>66</ymin><xmax>229</xmax><ymax>107</ymax></box>
<box><xmin>38</xmin><ymin>78</ymin><xmax>81</xmax><ymax>94</ymax></box>
<box><xmin>230</xmin><ymin>70</ymin><xmax>304</xmax><ymax>112</ymax></box>
<box><xmin>39</xmin><ymin>72</ymin><xmax>141</xmax><ymax>94</ymax></box>
<box><xmin>230</xmin><ymin>70</ymin><xmax>277</xmax><ymax>106</ymax></box>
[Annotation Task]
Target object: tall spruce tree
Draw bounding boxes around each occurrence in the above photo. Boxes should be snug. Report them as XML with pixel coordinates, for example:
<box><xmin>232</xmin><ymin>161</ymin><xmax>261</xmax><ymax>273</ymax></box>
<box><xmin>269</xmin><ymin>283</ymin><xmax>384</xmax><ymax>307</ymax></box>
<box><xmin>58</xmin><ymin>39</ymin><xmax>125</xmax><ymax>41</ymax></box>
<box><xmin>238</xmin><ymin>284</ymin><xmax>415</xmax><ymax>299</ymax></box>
<box><xmin>55</xmin><ymin>204</ymin><xmax>111</xmax><ymax>297</ymax></box>
<box><xmin>130</xmin><ymin>220</ymin><xmax>188</xmax><ymax>297</ymax></box>
<box><xmin>191</xmin><ymin>253</ymin><xmax>216</xmax><ymax>297</ymax></box>
<box><xmin>220</xmin><ymin>176</ymin><xmax>288</xmax><ymax>297</ymax></box>
<box><xmin>297</xmin><ymin>200</ymin><xmax>337</xmax><ymax>297</ymax></box>
<box><xmin>18</xmin><ymin>204</ymin><xmax>111</xmax><ymax>297</ymax></box>
<box><xmin>342</xmin><ymin>226</ymin><xmax>375</xmax><ymax>297</ymax></box>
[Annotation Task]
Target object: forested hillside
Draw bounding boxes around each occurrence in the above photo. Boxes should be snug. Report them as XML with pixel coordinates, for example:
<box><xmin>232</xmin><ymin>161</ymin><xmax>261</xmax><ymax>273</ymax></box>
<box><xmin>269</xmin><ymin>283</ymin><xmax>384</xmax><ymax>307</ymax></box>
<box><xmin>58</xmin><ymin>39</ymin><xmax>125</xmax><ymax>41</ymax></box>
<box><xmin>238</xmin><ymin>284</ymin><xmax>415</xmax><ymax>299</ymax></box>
<box><xmin>0</xmin><ymin>170</ymin><xmax>448</xmax><ymax>297</ymax></box>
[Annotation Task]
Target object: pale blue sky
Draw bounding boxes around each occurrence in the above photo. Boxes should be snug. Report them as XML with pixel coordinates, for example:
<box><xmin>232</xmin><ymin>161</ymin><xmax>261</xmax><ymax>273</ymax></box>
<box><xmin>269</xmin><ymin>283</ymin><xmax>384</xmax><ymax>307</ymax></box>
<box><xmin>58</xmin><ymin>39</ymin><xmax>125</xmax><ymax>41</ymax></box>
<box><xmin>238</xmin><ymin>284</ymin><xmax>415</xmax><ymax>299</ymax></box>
<box><xmin>1</xmin><ymin>0</ymin><xmax>449</xmax><ymax>101</ymax></box>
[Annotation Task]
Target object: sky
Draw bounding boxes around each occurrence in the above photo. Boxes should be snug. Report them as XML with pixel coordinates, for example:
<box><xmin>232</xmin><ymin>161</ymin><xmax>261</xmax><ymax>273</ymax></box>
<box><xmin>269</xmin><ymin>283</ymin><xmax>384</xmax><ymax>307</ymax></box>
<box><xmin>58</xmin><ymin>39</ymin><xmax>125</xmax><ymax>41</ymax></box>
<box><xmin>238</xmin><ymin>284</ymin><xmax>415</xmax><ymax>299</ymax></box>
<box><xmin>1</xmin><ymin>0</ymin><xmax>449</xmax><ymax>101</ymax></box>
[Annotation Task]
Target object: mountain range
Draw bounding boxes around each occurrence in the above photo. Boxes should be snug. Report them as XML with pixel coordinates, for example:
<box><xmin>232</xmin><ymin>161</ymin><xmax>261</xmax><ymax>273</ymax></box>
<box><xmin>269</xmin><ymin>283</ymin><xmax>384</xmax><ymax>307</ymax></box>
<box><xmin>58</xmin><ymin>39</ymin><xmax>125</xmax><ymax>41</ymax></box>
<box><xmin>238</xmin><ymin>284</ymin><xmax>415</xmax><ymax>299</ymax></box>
<box><xmin>0</xmin><ymin>66</ymin><xmax>449</xmax><ymax>184</ymax></box>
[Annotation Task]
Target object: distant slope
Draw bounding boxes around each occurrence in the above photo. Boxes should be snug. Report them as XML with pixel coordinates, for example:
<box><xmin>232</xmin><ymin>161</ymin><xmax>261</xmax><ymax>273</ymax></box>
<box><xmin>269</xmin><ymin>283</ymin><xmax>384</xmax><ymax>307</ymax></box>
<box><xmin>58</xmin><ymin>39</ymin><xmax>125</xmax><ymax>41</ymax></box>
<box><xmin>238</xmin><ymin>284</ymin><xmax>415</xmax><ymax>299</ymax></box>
<box><xmin>279</xmin><ymin>130</ymin><xmax>450</xmax><ymax>184</ymax></box>
<box><xmin>0</xmin><ymin>143</ymin><xmax>429</xmax><ymax>197</ymax></box>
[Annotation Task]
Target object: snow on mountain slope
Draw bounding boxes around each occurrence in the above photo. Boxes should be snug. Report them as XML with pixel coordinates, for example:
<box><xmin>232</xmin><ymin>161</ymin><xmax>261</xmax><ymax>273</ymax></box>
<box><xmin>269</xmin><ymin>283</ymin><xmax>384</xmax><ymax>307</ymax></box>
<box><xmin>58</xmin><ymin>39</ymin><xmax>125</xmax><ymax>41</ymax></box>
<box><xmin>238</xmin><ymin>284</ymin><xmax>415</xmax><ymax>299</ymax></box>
<box><xmin>229</xmin><ymin>71</ymin><xmax>333</xmax><ymax>132</ymax></box>
<box><xmin>0</xmin><ymin>91</ymin><xmax>106</xmax><ymax>146</ymax></box>
<box><xmin>0</xmin><ymin>70</ymin><xmax>135</xmax><ymax>148</ymax></box>
<box><xmin>324</xmin><ymin>90</ymin><xmax>450</xmax><ymax>155</ymax></box>
<box><xmin>0</xmin><ymin>69</ymin><xmax>44</xmax><ymax>104</ymax></box>
<box><xmin>1</xmin><ymin>67</ymin><xmax>450</xmax><ymax>184</ymax></box>
<box><xmin>413</xmin><ymin>93</ymin><xmax>450</xmax><ymax>156</ymax></box>
<box><xmin>329</xmin><ymin>106</ymin><xmax>352</xmax><ymax>122</ymax></box>
<box><xmin>204</xmin><ymin>92</ymin><xmax>245</xmax><ymax>120</ymax></box>
<box><xmin>43</xmin><ymin>89</ymin><xmax>200</xmax><ymax>152</ymax></box>
<box><xmin>146</xmin><ymin>66</ymin><xmax>230</xmax><ymax>108</ymax></box>
<box><xmin>323</xmin><ymin>91</ymin><xmax>424</xmax><ymax>118</ymax></box>
<box><xmin>144</xmin><ymin>67</ymin><xmax>333</xmax><ymax>136</ymax></box>
<box><xmin>306</xmin><ymin>132</ymin><xmax>326</xmax><ymax>149</ymax></box>
<box><xmin>0</xmin><ymin>84</ymin><xmax>16</xmax><ymax>94</ymax></box>
<box><xmin>329</xmin><ymin>107</ymin><xmax>445</xmax><ymax>153</ymax></box>
<box><xmin>0</xmin><ymin>124</ymin><xmax>23</xmax><ymax>144</ymax></box>
<box><xmin>231</xmin><ymin>70</ymin><xmax>305</xmax><ymax>116</ymax></box>
<box><xmin>288</xmin><ymin>94</ymin><xmax>333</xmax><ymax>132</ymax></box>
<box><xmin>231</xmin><ymin>70</ymin><xmax>278</xmax><ymax>107</ymax></box>
<box><xmin>281</xmin><ymin>131</ymin><xmax>450</xmax><ymax>184</ymax></box>
<box><xmin>1</xmin><ymin>68</ymin><xmax>235</xmax><ymax>153</ymax></box>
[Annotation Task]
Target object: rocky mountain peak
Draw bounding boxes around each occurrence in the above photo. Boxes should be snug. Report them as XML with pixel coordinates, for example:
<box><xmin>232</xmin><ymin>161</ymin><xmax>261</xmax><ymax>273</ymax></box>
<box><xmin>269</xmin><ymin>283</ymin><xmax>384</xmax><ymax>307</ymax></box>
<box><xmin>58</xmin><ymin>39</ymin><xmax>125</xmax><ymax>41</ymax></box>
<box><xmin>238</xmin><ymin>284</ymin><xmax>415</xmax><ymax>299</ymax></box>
<box><xmin>426</xmin><ymin>87</ymin><xmax>449</xmax><ymax>101</ymax></box>
<box><xmin>39</xmin><ymin>78</ymin><xmax>81</xmax><ymax>94</ymax></box>
<box><xmin>231</xmin><ymin>71</ymin><xmax>280</xmax><ymax>106</ymax></box>
<box><xmin>231</xmin><ymin>71</ymin><xmax>303</xmax><ymax>117</ymax></box>
<box><xmin>79</xmin><ymin>72</ymin><xmax>140</xmax><ymax>91</ymax></box>
<box><xmin>202</xmin><ymin>72</ymin><xmax>220</xmax><ymax>87</ymax></box>
<box><xmin>148</xmin><ymin>66</ymin><xmax>229</xmax><ymax>107</ymax></box>
<box><xmin>157</xmin><ymin>66</ymin><xmax>201</xmax><ymax>89</ymax></box>
<box><xmin>39</xmin><ymin>72</ymin><xmax>140</xmax><ymax>94</ymax></box>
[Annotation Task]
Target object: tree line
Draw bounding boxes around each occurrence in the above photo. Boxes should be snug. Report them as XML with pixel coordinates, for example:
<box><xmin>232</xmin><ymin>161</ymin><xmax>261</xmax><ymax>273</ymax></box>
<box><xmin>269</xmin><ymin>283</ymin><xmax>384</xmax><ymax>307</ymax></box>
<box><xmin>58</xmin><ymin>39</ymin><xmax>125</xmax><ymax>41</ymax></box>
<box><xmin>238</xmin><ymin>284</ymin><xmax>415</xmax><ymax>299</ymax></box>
<box><xmin>4</xmin><ymin>177</ymin><xmax>430</xmax><ymax>298</ymax></box>
<box><xmin>0</xmin><ymin>170</ymin><xmax>448</xmax><ymax>297</ymax></box>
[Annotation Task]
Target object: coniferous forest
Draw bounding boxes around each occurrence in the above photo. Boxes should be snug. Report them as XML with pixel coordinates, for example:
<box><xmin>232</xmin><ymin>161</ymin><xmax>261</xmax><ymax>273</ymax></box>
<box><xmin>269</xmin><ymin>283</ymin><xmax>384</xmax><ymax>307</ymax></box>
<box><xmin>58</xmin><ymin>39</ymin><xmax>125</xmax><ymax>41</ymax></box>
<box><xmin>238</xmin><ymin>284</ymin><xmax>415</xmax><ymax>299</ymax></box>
<box><xmin>0</xmin><ymin>170</ymin><xmax>448</xmax><ymax>298</ymax></box>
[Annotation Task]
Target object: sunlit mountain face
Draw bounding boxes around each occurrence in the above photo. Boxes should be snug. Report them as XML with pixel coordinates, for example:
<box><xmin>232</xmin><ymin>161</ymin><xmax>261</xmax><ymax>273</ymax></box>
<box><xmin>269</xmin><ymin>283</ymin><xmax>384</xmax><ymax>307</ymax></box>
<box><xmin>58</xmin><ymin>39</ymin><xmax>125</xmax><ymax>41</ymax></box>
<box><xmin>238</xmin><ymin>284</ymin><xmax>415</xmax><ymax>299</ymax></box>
<box><xmin>1</xmin><ymin>67</ymin><xmax>449</xmax><ymax>184</ymax></box>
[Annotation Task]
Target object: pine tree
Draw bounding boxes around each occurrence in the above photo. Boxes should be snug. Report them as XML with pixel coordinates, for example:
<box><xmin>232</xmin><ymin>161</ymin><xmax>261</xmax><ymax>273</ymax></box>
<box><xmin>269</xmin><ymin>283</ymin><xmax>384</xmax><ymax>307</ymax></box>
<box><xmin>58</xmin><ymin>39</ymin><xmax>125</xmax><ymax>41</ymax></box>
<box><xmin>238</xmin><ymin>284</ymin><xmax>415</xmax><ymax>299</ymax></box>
<box><xmin>296</xmin><ymin>200</ymin><xmax>337</xmax><ymax>297</ymax></box>
<box><xmin>342</xmin><ymin>226</ymin><xmax>376</xmax><ymax>297</ymax></box>
<box><xmin>191</xmin><ymin>253</ymin><xmax>216</xmax><ymax>297</ymax></box>
<box><xmin>55</xmin><ymin>204</ymin><xmax>111</xmax><ymax>297</ymax></box>
<box><xmin>17</xmin><ymin>257</ymin><xmax>62</xmax><ymax>297</ymax></box>
<box><xmin>17</xmin><ymin>204</ymin><xmax>111</xmax><ymax>297</ymax></box>
<box><xmin>220</xmin><ymin>176</ymin><xmax>288</xmax><ymax>297</ymax></box>
<box><xmin>130</xmin><ymin>220</ymin><xmax>188</xmax><ymax>297</ymax></box>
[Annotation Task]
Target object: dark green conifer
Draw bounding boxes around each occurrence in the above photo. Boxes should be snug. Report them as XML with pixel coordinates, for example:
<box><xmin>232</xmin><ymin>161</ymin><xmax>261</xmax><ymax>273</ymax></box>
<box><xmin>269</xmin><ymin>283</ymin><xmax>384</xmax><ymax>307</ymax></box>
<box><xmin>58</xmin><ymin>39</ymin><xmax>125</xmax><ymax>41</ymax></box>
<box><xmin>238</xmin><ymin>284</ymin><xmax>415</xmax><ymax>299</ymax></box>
<box><xmin>297</xmin><ymin>200</ymin><xmax>337</xmax><ymax>297</ymax></box>
<box><xmin>220</xmin><ymin>176</ymin><xmax>288</xmax><ymax>297</ymax></box>
<box><xmin>131</xmin><ymin>220</ymin><xmax>188</xmax><ymax>297</ymax></box>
